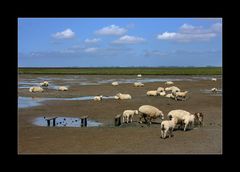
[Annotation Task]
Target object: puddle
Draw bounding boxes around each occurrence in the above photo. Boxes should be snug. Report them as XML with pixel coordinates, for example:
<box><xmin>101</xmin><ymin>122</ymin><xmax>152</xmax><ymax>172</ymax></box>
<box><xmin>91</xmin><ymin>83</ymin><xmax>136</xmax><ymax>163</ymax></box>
<box><xmin>200</xmin><ymin>89</ymin><xmax>222</xmax><ymax>96</ymax></box>
<box><xmin>33</xmin><ymin>116</ymin><xmax>102</xmax><ymax>127</ymax></box>
<box><xmin>18</xmin><ymin>96</ymin><xmax>115</xmax><ymax>108</ymax></box>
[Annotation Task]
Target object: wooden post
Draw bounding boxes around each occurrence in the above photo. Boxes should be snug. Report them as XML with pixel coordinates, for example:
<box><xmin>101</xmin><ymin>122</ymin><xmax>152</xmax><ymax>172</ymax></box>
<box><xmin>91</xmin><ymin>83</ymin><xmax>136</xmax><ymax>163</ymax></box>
<box><xmin>80</xmin><ymin>116</ymin><xmax>88</xmax><ymax>127</ymax></box>
<box><xmin>53</xmin><ymin>118</ymin><xmax>56</xmax><ymax>126</ymax></box>
<box><xmin>47</xmin><ymin>119</ymin><xmax>50</xmax><ymax>127</ymax></box>
<box><xmin>114</xmin><ymin>114</ymin><xmax>121</xmax><ymax>126</ymax></box>
<box><xmin>45</xmin><ymin>117</ymin><xmax>57</xmax><ymax>127</ymax></box>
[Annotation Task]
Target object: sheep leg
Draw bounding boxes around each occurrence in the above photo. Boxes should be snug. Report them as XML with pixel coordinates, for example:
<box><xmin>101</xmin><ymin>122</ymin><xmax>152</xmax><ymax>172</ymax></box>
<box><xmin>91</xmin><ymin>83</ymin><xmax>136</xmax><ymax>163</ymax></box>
<box><xmin>184</xmin><ymin>123</ymin><xmax>188</xmax><ymax>131</ymax></box>
<box><xmin>122</xmin><ymin>116</ymin><xmax>125</xmax><ymax>123</ymax></box>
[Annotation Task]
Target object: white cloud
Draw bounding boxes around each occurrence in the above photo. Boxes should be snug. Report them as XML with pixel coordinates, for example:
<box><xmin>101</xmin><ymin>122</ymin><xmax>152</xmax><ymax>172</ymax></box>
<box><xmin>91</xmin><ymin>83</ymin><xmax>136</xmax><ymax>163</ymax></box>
<box><xmin>84</xmin><ymin>38</ymin><xmax>101</xmax><ymax>43</ymax></box>
<box><xmin>52</xmin><ymin>29</ymin><xmax>75</xmax><ymax>39</ymax></box>
<box><xmin>113</xmin><ymin>35</ymin><xmax>145</xmax><ymax>44</ymax></box>
<box><xmin>84</xmin><ymin>47</ymin><xmax>98</xmax><ymax>53</ymax></box>
<box><xmin>95</xmin><ymin>25</ymin><xmax>127</xmax><ymax>35</ymax></box>
<box><xmin>157</xmin><ymin>23</ymin><xmax>221</xmax><ymax>42</ymax></box>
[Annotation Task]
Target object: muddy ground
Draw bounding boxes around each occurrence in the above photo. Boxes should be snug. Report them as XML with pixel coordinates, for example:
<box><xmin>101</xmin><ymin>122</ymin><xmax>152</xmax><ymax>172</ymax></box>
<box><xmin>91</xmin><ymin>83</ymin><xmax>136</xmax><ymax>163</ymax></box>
<box><xmin>18</xmin><ymin>75</ymin><xmax>222</xmax><ymax>154</ymax></box>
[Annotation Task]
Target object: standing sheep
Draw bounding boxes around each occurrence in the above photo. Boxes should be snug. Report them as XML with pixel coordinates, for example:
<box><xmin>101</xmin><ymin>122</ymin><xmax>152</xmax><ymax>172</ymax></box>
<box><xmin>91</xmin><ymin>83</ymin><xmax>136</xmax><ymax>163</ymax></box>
<box><xmin>122</xmin><ymin>110</ymin><xmax>138</xmax><ymax>123</ymax></box>
<box><xmin>165</xmin><ymin>86</ymin><xmax>180</xmax><ymax>93</ymax></box>
<box><xmin>138</xmin><ymin>105</ymin><xmax>164</xmax><ymax>125</ymax></box>
<box><xmin>172</xmin><ymin>91</ymin><xmax>188</xmax><ymax>100</ymax></box>
<box><xmin>194</xmin><ymin>112</ymin><xmax>204</xmax><ymax>127</ymax></box>
<box><xmin>182</xmin><ymin>114</ymin><xmax>195</xmax><ymax>131</ymax></box>
<box><xmin>40</xmin><ymin>81</ymin><xmax>48</xmax><ymax>87</ymax></box>
<box><xmin>29</xmin><ymin>86</ymin><xmax>44</xmax><ymax>92</ymax></box>
<box><xmin>160</xmin><ymin>117</ymin><xmax>178</xmax><ymax>139</ymax></box>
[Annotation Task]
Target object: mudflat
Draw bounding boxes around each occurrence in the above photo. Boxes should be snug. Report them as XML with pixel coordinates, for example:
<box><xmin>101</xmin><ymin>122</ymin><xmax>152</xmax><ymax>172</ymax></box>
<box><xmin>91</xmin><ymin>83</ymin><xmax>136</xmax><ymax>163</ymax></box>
<box><xmin>18</xmin><ymin>75</ymin><xmax>222</xmax><ymax>154</ymax></box>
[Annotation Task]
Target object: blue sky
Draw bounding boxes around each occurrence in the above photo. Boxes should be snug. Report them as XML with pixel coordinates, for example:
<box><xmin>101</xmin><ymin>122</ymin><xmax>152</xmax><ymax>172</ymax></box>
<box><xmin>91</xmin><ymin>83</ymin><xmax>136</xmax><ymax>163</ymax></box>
<box><xmin>18</xmin><ymin>18</ymin><xmax>222</xmax><ymax>67</ymax></box>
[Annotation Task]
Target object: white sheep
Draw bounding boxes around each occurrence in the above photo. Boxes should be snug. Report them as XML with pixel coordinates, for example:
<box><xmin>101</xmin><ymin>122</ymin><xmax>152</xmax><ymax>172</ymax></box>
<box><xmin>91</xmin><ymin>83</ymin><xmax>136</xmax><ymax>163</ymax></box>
<box><xmin>157</xmin><ymin>87</ymin><xmax>164</xmax><ymax>93</ymax></box>
<box><xmin>115</xmin><ymin>93</ymin><xmax>132</xmax><ymax>100</ymax></box>
<box><xmin>159</xmin><ymin>91</ymin><xmax>166</xmax><ymax>96</ymax></box>
<box><xmin>112</xmin><ymin>82</ymin><xmax>119</xmax><ymax>86</ymax></box>
<box><xmin>172</xmin><ymin>90</ymin><xmax>188</xmax><ymax>100</ymax></box>
<box><xmin>194</xmin><ymin>112</ymin><xmax>204</xmax><ymax>127</ymax></box>
<box><xmin>160</xmin><ymin>117</ymin><xmax>178</xmax><ymax>139</ymax></box>
<box><xmin>29</xmin><ymin>86</ymin><xmax>44</xmax><ymax>92</ymax></box>
<box><xmin>211</xmin><ymin>88</ymin><xmax>218</xmax><ymax>93</ymax></box>
<box><xmin>58</xmin><ymin>86</ymin><xmax>68</xmax><ymax>91</ymax></box>
<box><xmin>122</xmin><ymin>110</ymin><xmax>138</xmax><ymax>123</ymax></box>
<box><xmin>165</xmin><ymin>93</ymin><xmax>175</xmax><ymax>99</ymax></box>
<box><xmin>167</xmin><ymin>109</ymin><xmax>199</xmax><ymax>131</ymax></box>
<box><xmin>134</xmin><ymin>82</ymin><xmax>144</xmax><ymax>87</ymax></box>
<box><xmin>40</xmin><ymin>81</ymin><xmax>48</xmax><ymax>87</ymax></box>
<box><xmin>212</xmin><ymin>78</ymin><xmax>217</xmax><ymax>81</ymax></box>
<box><xmin>165</xmin><ymin>86</ymin><xmax>180</xmax><ymax>93</ymax></box>
<box><xmin>138</xmin><ymin>105</ymin><xmax>164</xmax><ymax>124</ymax></box>
<box><xmin>165</xmin><ymin>81</ymin><xmax>174</xmax><ymax>85</ymax></box>
<box><xmin>93</xmin><ymin>95</ymin><xmax>103</xmax><ymax>101</ymax></box>
<box><xmin>146</xmin><ymin>90</ymin><xmax>158</xmax><ymax>96</ymax></box>
<box><xmin>137</xmin><ymin>74</ymin><xmax>142</xmax><ymax>77</ymax></box>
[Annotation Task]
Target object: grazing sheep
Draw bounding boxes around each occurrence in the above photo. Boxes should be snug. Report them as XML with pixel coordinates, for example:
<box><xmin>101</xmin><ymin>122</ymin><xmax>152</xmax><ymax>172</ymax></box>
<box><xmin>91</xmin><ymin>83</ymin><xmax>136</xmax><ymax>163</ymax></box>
<box><xmin>167</xmin><ymin>109</ymin><xmax>201</xmax><ymax>131</ymax></box>
<box><xmin>146</xmin><ymin>90</ymin><xmax>158</xmax><ymax>96</ymax></box>
<box><xmin>182</xmin><ymin>114</ymin><xmax>195</xmax><ymax>131</ymax></box>
<box><xmin>160</xmin><ymin>117</ymin><xmax>178</xmax><ymax>139</ymax></box>
<box><xmin>194</xmin><ymin>112</ymin><xmax>204</xmax><ymax>127</ymax></box>
<box><xmin>157</xmin><ymin>87</ymin><xmax>164</xmax><ymax>93</ymax></box>
<box><xmin>172</xmin><ymin>91</ymin><xmax>188</xmax><ymax>100</ymax></box>
<box><xmin>211</xmin><ymin>88</ymin><xmax>218</xmax><ymax>93</ymax></box>
<box><xmin>212</xmin><ymin>78</ymin><xmax>217</xmax><ymax>81</ymax></box>
<box><xmin>165</xmin><ymin>81</ymin><xmax>174</xmax><ymax>85</ymax></box>
<box><xmin>122</xmin><ymin>110</ymin><xmax>138</xmax><ymax>123</ymax></box>
<box><xmin>134</xmin><ymin>82</ymin><xmax>144</xmax><ymax>87</ymax></box>
<box><xmin>40</xmin><ymin>81</ymin><xmax>48</xmax><ymax>87</ymax></box>
<box><xmin>112</xmin><ymin>82</ymin><xmax>119</xmax><ymax>86</ymax></box>
<box><xmin>137</xmin><ymin>74</ymin><xmax>142</xmax><ymax>77</ymax></box>
<box><xmin>29</xmin><ymin>86</ymin><xmax>44</xmax><ymax>92</ymax></box>
<box><xmin>115</xmin><ymin>93</ymin><xmax>132</xmax><ymax>100</ymax></box>
<box><xmin>58</xmin><ymin>86</ymin><xmax>68</xmax><ymax>91</ymax></box>
<box><xmin>138</xmin><ymin>105</ymin><xmax>164</xmax><ymax>124</ymax></box>
<box><xmin>93</xmin><ymin>95</ymin><xmax>103</xmax><ymax>101</ymax></box>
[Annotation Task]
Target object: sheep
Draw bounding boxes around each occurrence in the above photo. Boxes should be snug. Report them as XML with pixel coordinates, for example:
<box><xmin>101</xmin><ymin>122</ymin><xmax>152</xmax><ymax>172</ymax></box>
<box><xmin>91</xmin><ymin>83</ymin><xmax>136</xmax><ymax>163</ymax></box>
<box><xmin>172</xmin><ymin>91</ymin><xmax>188</xmax><ymax>100</ymax></box>
<box><xmin>134</xmin><ymin>82</ymin><xmax>144</xmax><ymax>87</ymax></box>
<box><xmin>165</xmin><ymin>93</ymin><xmax>175</xmax><ymax>99</ymax></box>
<box><xmin>112</xmin><ymin>82</ymin><xmax>119</xmax><ymax>86</ymax></box>
<box><xmin>165</xmin><ymin>86</ymin><xmax>180</xmax><ymax>93</ymax></box>
<box><xmin>115</xmin><ymin>93</ymin><xmax>132</xmax><ymax>100</ymax></box>
<box><xmin>159</xmin><ymin>91</ymin><xmax>166</xmax><ymax>96</ymax></box>
<box><xmin>138</xmin><ymin>105</ymin><xmax>164</xmax><ymax>125</ymax></box>
<box><xmin>160</xmin><ymin>117</ymin><xmax>178</xmax><ymax>139</ymax></box>
<box><xmin>165</xmin><ymin>81</ymin><xmax>174</xmax><ymax>85</ymax></box>
<box><xmin>122</xmin><ymin>110</ymin><xmax>138</xmax><ymax>123</ymax></box>
<box><xmin>211</xmin><ymin>88</ymin><xmax>218</xmax><ymax>93</ymax></box>
<box><xmin>212</xmin><ymin>78</ymin><xmax>217</xmax><ymax>81</ymax></box>
<box><xmin>146</xmin><ymin>90</ymin><xmax>158</xmax><ymax>96</ymax></box>
<box><xmin>93</xmin><ymin>95</ymin><xmax>103</xmax><ymax>101</ymax></box>
<box><xmin>157</xmin><ymin>87</ymin><xmax>164</xmax><ymax>93</ymax></box>
<box><xmin>40</xmin><ymin>81</ymin><xmax>48</xmax><ymax>87</ymax></box>
<box><xmin>167</xmin><ymin>109</ymin><xmax>201</xmax><ymax>131</ymax></box>
<box><xmin>137</xmin><ymin>74</ymin><xmax>142</xmax><ymax>77</ymax></box>
<box><xmin>194</xmin><ymin>112</ymin><xmax>204</xmax><ymax>127</ymax></box>
<box><xmin>29</xmin><ymin>86</ymin><xmax>44</xmax><ymax>92</ymax></box>
<box><xmin>58</xmin><ymin>86</ymin><xmax>68</xmax><ymax>91</ymax></box>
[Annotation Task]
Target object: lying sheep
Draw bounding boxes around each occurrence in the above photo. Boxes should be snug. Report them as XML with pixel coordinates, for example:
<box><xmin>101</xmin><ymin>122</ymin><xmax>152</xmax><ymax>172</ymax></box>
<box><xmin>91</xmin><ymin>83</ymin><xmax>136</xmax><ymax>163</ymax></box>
<box><xmin>146</xmin><ymin>90</ymin><xmax>158</xmax><ymax>96</ymax></box>
<box><xmin>115</xmin><ymin>93</ymin><xmax>132</xmax><ymax>100</ymax></box>
<box><xmin>165</xmin><ymin>93</ymin><xmax>175</xmax><ymax>99</ymax></box>
<box><xmin>138</xmin><ymin>105</ymin><xmax>164</xmax><ymax>124</ymax></box>
<box><xmin>159</xmin><ymin>91</ymin><xmax>166</xmax><ymax>96</ymax></box>
<box><xmin>165</xmin><ymin>86</ymin><xmax>180</xmax><ymax>93</ymax></box>
<box><xmin>40</xmin><ymin>81</ymin><xmax>48</xmax><ymax>87</ymax></box>
<box><xmin>134</xmin><ymin>82</ymin><xmax>144</xmax><ymax>87</ymax></box>
<box><xmin>211</xmin><ymin>88</ymin><xmax>218</xmax><ymax>93</ymax></box>
<box><xmin>112</xmin><ymin>82</ymin><xmax>119</xmax><ymax>86</ymax></box>
<box><xmin>137</xmin><ymin>74</ymin><xmax>142</xmax><ymax>77</ymax></box>
<box><xmin>212</xmin><ymin>78</ymin><xmax>217</xmax><ymax>81</ymax></box>
<box><xmin>165</xmin><ymin>81</ymin><xmax>174</xmax><ymax>85</ymax></box>
<box><xmin>172</xmin><ymin>91</ymin><xmax>188</xmax><ymax>100</ymax></box>
<box><xmin>160</xmin><ymin>117</ymin><xmax>178</xmax><ymax>139</ymax></box>
<box><xmin>93</xmin><ymin>95</ymin><xmax>103</xmax><ymax>101</ymax></box>
<box><xmin>122</xmin><ymin>110</ymin><xmax>138</xmax><ymax>123</ymax></box>
<box><xmin>29</xmin><ymin>86</ymin><xmax>44</xmax><ymax>92</ymax></box>
<box><xmin>157</xmin><ymin>87</ymin><xmax>164</xmax><ymax>93</ymax></box>
<box><xmin>58</xmin><ymin>86</ymin><xmax>68</xmax><ymax>91</ymax></box>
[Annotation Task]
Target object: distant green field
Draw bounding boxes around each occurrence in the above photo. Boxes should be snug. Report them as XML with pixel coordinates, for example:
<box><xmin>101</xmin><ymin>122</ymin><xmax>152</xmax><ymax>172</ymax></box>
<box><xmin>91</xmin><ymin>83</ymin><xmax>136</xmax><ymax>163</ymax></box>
<box><xmin>18</xmin><ymin>67</ymin><xmax>222</xmax><ymax>75</ymax></box>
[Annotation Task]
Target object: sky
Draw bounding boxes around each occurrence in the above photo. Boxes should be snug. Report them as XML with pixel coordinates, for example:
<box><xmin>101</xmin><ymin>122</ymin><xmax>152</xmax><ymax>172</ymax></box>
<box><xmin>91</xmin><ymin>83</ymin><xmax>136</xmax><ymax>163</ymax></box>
<box><xmin>18</xmin><ymin>18</ymin><xmax>222</xmax><ymax>67</ymax></box>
